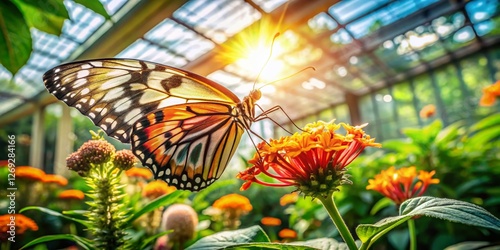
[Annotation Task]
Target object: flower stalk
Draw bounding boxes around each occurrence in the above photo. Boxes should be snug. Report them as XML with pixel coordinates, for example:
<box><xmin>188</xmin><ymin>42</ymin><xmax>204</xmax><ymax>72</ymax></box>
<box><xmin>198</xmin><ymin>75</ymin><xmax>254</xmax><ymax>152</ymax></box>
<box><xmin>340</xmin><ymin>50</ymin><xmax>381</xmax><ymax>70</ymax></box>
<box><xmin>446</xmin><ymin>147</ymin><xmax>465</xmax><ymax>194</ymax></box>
<box><xmin>317</xmin><ymin>194</ymin><xmax>357</xmax><ymax>250</ymax></box>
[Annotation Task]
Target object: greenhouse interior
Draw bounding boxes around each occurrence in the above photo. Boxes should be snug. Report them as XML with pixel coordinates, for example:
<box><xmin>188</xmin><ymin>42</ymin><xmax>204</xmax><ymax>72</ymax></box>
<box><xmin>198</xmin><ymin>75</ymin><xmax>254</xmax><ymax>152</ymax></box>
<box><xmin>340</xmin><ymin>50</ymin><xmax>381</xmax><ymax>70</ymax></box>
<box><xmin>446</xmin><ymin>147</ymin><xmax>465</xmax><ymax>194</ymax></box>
<box><xmin>1</xmin><ymin>0</ymin><xmax>500</xmax><ymax>249</ymax></box>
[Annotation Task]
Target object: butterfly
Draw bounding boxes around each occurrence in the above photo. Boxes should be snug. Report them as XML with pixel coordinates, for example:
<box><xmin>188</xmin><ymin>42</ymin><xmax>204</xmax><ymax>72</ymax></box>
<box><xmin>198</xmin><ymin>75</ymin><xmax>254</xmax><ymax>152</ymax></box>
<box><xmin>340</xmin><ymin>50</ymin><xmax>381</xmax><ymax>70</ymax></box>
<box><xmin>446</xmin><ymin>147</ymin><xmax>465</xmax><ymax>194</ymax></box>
<box><xmin>43</xmin><ymin>58</ymin><xmax>270</xmax><ymax>191</ymax></box>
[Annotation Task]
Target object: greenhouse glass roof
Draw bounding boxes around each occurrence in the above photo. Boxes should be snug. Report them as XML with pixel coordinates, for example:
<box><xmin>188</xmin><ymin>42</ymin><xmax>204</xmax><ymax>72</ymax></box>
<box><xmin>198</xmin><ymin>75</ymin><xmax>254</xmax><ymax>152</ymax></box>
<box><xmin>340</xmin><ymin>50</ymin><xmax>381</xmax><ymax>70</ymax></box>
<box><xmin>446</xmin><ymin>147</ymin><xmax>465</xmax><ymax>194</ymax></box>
<box><xmin>0</xmin><ymin>0</ymin><xmax>498</xmax><ymax>124</ymax></box>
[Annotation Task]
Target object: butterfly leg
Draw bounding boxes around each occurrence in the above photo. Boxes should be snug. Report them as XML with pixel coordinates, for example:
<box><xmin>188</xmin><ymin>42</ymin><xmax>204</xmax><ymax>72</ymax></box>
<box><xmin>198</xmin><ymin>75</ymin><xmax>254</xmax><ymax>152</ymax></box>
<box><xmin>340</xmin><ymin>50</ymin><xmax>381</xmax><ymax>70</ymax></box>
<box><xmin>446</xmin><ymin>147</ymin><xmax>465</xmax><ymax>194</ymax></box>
<box><xmin>253</xmin><ymin>104</ymin><xmax>304</xmax><ymax>133</ymax></box>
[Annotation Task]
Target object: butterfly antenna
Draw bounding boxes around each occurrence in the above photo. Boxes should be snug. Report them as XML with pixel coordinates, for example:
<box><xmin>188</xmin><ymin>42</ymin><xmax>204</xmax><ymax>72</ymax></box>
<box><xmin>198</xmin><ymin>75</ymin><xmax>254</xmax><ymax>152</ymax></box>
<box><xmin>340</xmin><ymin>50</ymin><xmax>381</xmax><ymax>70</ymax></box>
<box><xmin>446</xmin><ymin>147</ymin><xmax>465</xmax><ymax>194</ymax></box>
<box><xmin>258</xmin><ymin>66</ymin><xmax>316</xmax><ymax>90</ymax></box>
<box><xmin>252</xmin><ymin>33</ymin><xmax>281</xmax><ymax>91</ymax></box>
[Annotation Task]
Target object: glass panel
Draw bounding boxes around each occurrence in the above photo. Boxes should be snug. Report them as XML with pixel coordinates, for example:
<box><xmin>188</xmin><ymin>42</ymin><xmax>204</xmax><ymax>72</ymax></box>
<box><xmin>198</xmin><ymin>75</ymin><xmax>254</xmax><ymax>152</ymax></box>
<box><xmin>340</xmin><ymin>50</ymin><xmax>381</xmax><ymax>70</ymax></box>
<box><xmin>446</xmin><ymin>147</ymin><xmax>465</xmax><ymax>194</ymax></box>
<box><xmin>460</xmin><ymin>53</ymin><xmax>496</xmax><ymax>117</ymax></box>
<box><xmin>63</xmin><ymin>1</ymin><xmax>106</xmax><ymax>43</ymax></box>
<box><xmin>304</xmin><ymin>12</ymin><xmax>337</xmax><ymax>34</ymax></box>
<box><xmin>174</xmin><ymin>0</ymin><xmax>261</xmax><ymax>43</ymax></box>
<box><xmin>413</xmin><ymin>73</ymin><xmax>437</xmax><ymax>125</ymax></box>
<box><xmin>434</xmin><ymin>64</ymin><xmax>467</xmax><ymax>122</ymax></box>
<box><xmin>465</xmin><ymin>0</ymin><xmax>499</xmax><ymax>24</ymax></box>
<box><xmin>328</xmin><ymin>0</ymin><xmax>390</xmax><ymax>24</ymax></box>
<box><xmin>117</xmin><ymin>40</ymin><xmax>188</xmax><ymax>67</ymax></box>
<box><xmin>393</xmin><ymin>82</ymin><xmax>419</xmax><ymax>128</ymax></box>
<box><xmin>374</xmin><ymin>35</ymin><xmax>421</xmax><ymax>73</ymax></box>
<box><xmin>344</xmin><ymin>0</ymin><xmax>438</xmax><ymax>39</ymax></box>
<box><xmin>144</xmin><ymin>19</ymin><xmax>215</xmax><ymax>61</ymax></box>
<box><xmin>442</xmin><ymin>26</ymin><xmax>476</xmax><ymax>50</ymax></box>
<box><xmin>251</xmin><ymin>0</ymin><xmax>288</xmax><ymax>13</ymax></box>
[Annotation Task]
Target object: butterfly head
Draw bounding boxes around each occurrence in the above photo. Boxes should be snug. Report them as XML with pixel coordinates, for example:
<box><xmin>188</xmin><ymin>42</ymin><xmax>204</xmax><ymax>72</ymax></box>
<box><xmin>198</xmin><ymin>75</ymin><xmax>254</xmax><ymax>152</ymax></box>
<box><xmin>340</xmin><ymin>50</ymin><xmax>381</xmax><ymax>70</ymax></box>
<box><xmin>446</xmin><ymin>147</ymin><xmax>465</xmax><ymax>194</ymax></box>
<box><xmin>250</xmin><ymin>89</ymin><xmax>262</xmax><ymax>101</ymax></box>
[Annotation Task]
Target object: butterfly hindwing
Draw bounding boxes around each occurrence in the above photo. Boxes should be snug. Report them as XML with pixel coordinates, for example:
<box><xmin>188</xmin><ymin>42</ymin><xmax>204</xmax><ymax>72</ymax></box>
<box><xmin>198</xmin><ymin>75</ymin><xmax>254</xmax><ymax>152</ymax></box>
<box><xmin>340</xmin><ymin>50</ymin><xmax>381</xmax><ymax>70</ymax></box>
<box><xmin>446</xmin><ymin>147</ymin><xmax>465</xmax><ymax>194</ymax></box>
<box><xmin>43</xmin><ymin>59</ymin><xmax>240</xmax><ymax>143</ymax></box>
<box><xmin>131</xmin><ymin>103</ymin><xmax>245</xmax><ymax>191</ymax></box>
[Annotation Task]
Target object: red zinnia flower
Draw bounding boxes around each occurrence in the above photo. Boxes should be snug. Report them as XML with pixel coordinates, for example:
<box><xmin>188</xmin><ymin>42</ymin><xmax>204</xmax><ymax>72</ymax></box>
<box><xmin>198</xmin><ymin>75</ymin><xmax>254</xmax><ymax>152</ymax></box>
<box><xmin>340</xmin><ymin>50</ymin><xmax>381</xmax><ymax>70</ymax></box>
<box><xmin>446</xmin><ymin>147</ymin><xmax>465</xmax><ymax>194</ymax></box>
<box><xmin>238</xmin><ymin>121</ymin><xmax>380</xmax><ymax>198</ymax></box>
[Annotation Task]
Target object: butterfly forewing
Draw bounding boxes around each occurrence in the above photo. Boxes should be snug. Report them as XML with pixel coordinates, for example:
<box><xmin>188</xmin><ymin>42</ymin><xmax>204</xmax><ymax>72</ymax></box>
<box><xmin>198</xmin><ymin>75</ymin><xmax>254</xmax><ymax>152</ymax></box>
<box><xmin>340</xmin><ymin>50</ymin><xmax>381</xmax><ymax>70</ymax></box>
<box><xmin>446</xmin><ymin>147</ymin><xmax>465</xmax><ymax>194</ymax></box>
<box><xmin>43</xmin><ymin>59</ymin><xmax>240</xmax><ymax>143</ymax></box>
<box><xmin>43</xmin><ymin>58</ymin><xmax>254</xmax><ymax>191</ymax></box>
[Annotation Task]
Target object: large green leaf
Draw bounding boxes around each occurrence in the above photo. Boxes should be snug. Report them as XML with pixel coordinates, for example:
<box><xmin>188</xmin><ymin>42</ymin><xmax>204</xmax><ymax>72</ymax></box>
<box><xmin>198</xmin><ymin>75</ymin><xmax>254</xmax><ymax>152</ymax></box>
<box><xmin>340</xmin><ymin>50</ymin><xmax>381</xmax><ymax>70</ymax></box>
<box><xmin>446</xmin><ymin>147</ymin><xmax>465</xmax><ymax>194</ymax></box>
<box><xmin>469</xmin><ymin>113</ymin><xmax>500</xmax><ymax>133</ymax></box>
<box><xmin>15</xmin><ymin>0</ymin><xmax>69</xmax><ymax>19</ymax></box>
<box><xmin>20</xmin><ymin>206</ymin><xmax>89</xmax><ymax>226</ymax></box>
<box><xmin>21</xmin><ymin>234</ymin><xmax>93</xmax><ymax>250</ymax></box>
<box><xmin>356</xmin><ymin>197</ymin><xmax>500</xmax><ymax>248</ymax></box>
<box><xmin>74</xmin><ymin>0</ymin><xmax>110</xmax><ymax>19</ymax></box>
<box><xmin>0</xmin><ymin>1</ymin><xmax>32</xmax><ymax>75</ymax></box>
<box><xmin>290</xmin><ymin>238</ymin><xmax>359</xmax><ymax>250</ymax></box>
<box><xmin>13</xmin><ymin>1</ymin><xmax>66</xmax><ymax>36</ymax></box>
<box><xmin>125</xmin><ymin>190</ymin><xmax>187</xmax><ymax>224</ymax></box>
<box><xmin>186</xmin><ymin>226</ymin><xmax>270</xmax><ymax>250</ymax></box>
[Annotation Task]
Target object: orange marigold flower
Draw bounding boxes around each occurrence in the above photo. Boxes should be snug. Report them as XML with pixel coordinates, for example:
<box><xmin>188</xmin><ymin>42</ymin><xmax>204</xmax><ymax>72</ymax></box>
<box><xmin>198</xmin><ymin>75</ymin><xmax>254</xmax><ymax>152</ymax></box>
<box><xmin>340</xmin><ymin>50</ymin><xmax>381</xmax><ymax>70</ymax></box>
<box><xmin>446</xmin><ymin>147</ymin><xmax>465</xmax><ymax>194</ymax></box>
<box><xmin>58</xmin><ymin>189</ymin><xmax>85</xmax><ymax>200</ymax></box>
<box><xmin>280</xmin><ymin>192</ymin><xmax>299</xmax><ymax>206</ymax></box>
<box><xmin>367</xmin><ymin>166</ymin><xmax>440</xmax><ymax>205</ymax></box>
<box><xmin>278</xmin><ymin>228</ymin><xmax>297</xmax><ymax>239</ymax></box>
<box><xmin>142</xmin><ymin>180</ymin><xmax>176</xmax><ymax>199</ymax></box>
<box><xmin>419</xmin><ymin>104</ymin><xmax>436</xmax><ymax>119</ymax></box>
<box><xmin>42</xmin><ymin>174</ymin><xmax>68</xmax><ymax>186</ymax></box>
<box><xmin>126</xmin><ymin>167</ymin><xmax>153</xmax><ymax>180</ymax></box>
<box><xmin>238</xmin><ymin>121</ymin><xmax>381</xmax><ymax>198</ymax></box>
<box><xmin>16</xmin><ymin>166</ymin><xmax>45</xmax><ymax>181</ymax></box>
<box><xmin>0</xmin><ymin>214</ymin><xmax>38</xmax><ymax>240</ymax></box>
<box><xmin>261</xmin><ymin>217</ymin><xmax>281</xmax><ymax>226</ymax></box>
<box><xmin>479</xmin><ymin>80</ymin><xmax>500</xmax><ymax>106</ymax></box>
<box><xmin>212</xmin><ymin>193</ymin><xmax>253</xmax><ymax>213</ymax></box>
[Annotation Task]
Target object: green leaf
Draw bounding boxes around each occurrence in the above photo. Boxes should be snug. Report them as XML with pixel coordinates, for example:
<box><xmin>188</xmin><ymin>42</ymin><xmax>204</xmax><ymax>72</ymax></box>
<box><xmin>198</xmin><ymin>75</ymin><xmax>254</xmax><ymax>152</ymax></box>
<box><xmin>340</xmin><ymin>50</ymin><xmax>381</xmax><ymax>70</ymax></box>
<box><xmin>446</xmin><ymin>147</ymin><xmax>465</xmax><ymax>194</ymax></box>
<box><xmin>74</xmin><ymin>0</ymin><xmax>110</xmax><ymax>19</ymax></box>
<box><xmin>21</xmin><ymin>234</ymin><xmax>94</xmax><ymax>250</ymax></box>
<box><xmin>399</xmin><ymin>197</ymin><xmax>500</xmax><ymax>230</ymax></box>
<box><xmin>0</xmin><ymin>0</ymin><xmax>32</xmax><ymax>75</ymax></box>
<box><xmin>125</xmin><ymin>190</ymin><xmax>187</xmax><ymax>224</ymax></box>
<box><xmin>444</xmin><ymin>241</ymin><xmax>499</xmax><ymax>250</ymax></box>
<box><xmin>290</xmin><ymin>238</ymin><xmax>355</xmax><ymax>250</ymax></box>
<box><xmin>140</xmin><ymin>230</ymin><xmax>173</xmax><ymax>249</ymax></box>
<box><xmin>380</xmin><ymin>139</ymin><xmax>422</xmax><ymax>154</ymax></box>
<box><xmin>469</xmin><ymin>113</ymin><xmax>500</xmax><ymax>133</ymax></box>
<box><xmin>191</xmin><ymin>179</ymin><xmax>237</xmax><ymax>212</ymax></box>
<box><xmin>186</xmin><ymin>226</ymin><xmax>270</xmax><ymax>250</ymax></box>
<box><xmin>14</xmin><ymin>0</ymin><xmax>69</xmax><ymax>19</ymax></box>
<box><xmin>370</xmin><ymin>197</ymin><xmax>394</xmax><ymax>215</ymax></box>
<box><xmin>356</xmin><ymin>197</ymin><xmax>500</xmax><ymax>246</ymax></box>
<box><xmin>13</xmin><ymin>1</ymin><xmax>66</xmax><ymax>35</ymax></box>
<box><xmin>20</xmin><ymin>206</ymin><xmax>89</xmax><ymax>226</ymax></box>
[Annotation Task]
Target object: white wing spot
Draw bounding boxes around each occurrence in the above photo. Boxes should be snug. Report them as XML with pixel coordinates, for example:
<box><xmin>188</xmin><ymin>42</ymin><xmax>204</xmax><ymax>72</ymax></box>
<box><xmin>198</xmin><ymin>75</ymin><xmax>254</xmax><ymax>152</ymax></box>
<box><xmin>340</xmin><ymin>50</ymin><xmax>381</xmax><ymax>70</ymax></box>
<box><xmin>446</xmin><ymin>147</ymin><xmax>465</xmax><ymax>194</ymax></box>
<box><xmin>100</xmin><ymin>124</ymin><xmax>108</xmax><ymax>130</ymax></box>
<box><xmin>180</xmin><ymin>183</ymin><xmax>185</xmax><ymax>188</ymax></box>
<box><xmin>75</xmin><ymin>104</ymin><xmax>82</xmax><ymax>109</ymax></box>
<box><xmin>146</xmin><ymin>158</ymin><xmax>153</xmax><ymax>164</ymax></box>
<box><xmin>54</xmin><ymin>76</ymin><xmax>59</xmax><ymax>81</ymax></box>
<box><xmin>165</xmin><ymin>169</ymin><xmax>171</xmax><ymax>175</ymax></box>
<box><xmin>54</xmin><ymin>68</ymin><xmax>61</xmax><ymax>73</ymax></box>
<box><xmin>73</xmin><ymin>79</ymin><xmax>87</xmax><ymax>88</ymax></box>
<box><xmin>117</xmin><ymin>129</ymin><xmax>125</xmax><ymax>134</ymax></box>
<box><xmin>195</xmin><ymin>177</ymin><xmax>201</xmax><ymax>183</ymax></box>
<box><xmin>114</xmin><ymin>98</ymin><xmax>131</xmax><ymax>112</ymax></box>
<box><xmin>182</xmin><ymin>174</ymin><xmax>187</xmax><ymax>181</ymax></box>
<box><xmin>110</xmin><ymin>120</ymin><xmax>117</xmax><ymax>129</ymax></box>
<box><xmin>77</xmin><ymin>70</ymin><xmax>90</xmax><ymax>78</ymax></box>
<box><xmin>172</xmin><ymin>179</ymin><xmax>178</xmax><ymax>185</ymax></box>
<box><xmin>91</xmin><ymin>61</ymin><xmax>102</xmax><ymax>67</ymax></box>
<box><xmin>124</xmin><ymin>108</ymin><xmax>142</xmax><ymax>125</ymax></box>
<box><xmin>89</xmin><ymin>99</ymin><xmax>96</xmax><ymax>106</ymax></box>
<box><xmin>186</xmin><ymin>183</ymin><xmax>192</xmax><ymax>188</ymax></box>
<box><xmin>80</xmin><ymin>88</ymin><xmax>90</xmax><ymax>95</ymax></box>
<box><xmin>102</xmin><ymin>87</ymin><xmax>123</xmax><ymax>101</ymax></box>
<box><xmin>89</xmin><ymin>113</ymin><xmax>96</xmax><ymax>119</ymax></box>
<box><xmin>81</xmin><ymin>64</ymin><xmax>92</xmax><ymax>69</ymax></box>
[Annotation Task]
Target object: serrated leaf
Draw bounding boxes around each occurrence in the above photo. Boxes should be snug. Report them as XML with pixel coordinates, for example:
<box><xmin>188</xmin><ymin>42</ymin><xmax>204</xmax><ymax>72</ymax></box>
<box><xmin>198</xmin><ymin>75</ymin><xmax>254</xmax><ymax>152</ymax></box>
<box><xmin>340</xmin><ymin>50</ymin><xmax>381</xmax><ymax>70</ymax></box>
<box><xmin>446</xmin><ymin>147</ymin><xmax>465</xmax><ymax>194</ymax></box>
<box><xmin>399</xmin><ymin>197</ymin><xmax>500</xmax><ymax>230</ymax></box>
<box><xmin>125</xmin><ymin>190</ymin><xmax>187</xmax><ymax>224</ymax></box>
<box><xmin>20</xmin><ymin>206</ymin><xmax>89</xmax><ymax>226</ymax></box>
<box><xmin>74</xmin><ymin>0</ymin><xmax>110</xmax><ymax>19</ymax></box>
<box><xmin>0</xmin><ymin>1</ymin><xmax>32</xmax><ymax>75</ymax></box>
<box><xmin>14</xmin><ymin>0</ymin><xmax>69</xmax><ymax>19</ymax></box>
<box><xmin>356</xmin><ymin>197</ymin><xmax>500</xmax><ymax>245</ymax></box>
<box><xmin>21</xmin><ymin>234</ymin><xmax>93</xmax><ymax>250</ymax></box>
<box><xmin>186</xmin><ymin>226</ymin><xmax>270</xmax><ymax>250</ymax></box>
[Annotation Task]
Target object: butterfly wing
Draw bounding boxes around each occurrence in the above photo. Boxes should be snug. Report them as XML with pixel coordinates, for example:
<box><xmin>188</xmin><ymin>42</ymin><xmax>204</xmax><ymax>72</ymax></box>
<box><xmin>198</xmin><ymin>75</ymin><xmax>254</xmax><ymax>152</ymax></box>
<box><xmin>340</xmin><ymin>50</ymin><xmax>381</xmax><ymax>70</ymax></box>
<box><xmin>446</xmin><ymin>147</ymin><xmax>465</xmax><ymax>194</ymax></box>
<box><xmin>43</xmin><ymin>59</ymin><xmax>249</xmax><ymax>191</ymax></box>
<box><xmin>43</xmin><ymin>59</ymin><xmax>241</xmax><ymax>143</ymax></box>
<box><xmin>132</xmin><ymin>102</ymin><xmax>244</xmax><ymax>190</ymax></box>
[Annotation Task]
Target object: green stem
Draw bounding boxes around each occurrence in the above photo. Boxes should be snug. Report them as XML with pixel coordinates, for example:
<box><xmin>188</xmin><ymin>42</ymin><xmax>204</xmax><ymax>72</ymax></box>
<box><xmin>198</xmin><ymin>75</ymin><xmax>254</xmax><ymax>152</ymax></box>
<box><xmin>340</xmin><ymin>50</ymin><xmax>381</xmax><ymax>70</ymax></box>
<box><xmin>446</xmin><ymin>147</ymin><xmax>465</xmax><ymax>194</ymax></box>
<box><xmin>408</xmin><ymin>219</ymin><xmax>417</xmax><ymax>250</ymax></box>
<box><xmin>318</xmin><ymin>194</ymin><xmax>357</xmax><ymax>250</ymax></box>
